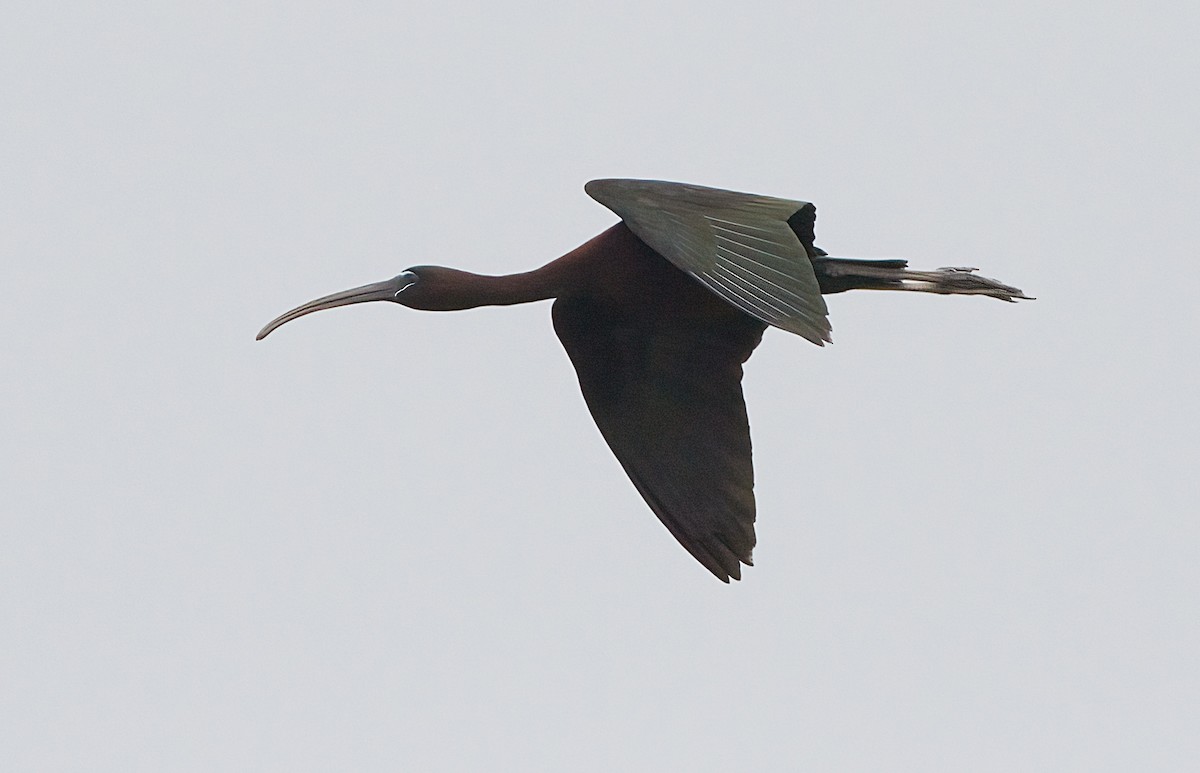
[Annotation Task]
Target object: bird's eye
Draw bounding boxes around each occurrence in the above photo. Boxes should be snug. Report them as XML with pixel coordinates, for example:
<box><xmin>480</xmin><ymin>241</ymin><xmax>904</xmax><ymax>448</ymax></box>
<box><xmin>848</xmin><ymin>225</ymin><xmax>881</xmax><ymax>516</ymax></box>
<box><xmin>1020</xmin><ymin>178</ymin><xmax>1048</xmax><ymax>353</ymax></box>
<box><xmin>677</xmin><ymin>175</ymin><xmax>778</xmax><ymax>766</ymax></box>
<box><xmin>394</xmin><ymin>271</ymin><xmax>419</xmax><ymax>297</ymax></box>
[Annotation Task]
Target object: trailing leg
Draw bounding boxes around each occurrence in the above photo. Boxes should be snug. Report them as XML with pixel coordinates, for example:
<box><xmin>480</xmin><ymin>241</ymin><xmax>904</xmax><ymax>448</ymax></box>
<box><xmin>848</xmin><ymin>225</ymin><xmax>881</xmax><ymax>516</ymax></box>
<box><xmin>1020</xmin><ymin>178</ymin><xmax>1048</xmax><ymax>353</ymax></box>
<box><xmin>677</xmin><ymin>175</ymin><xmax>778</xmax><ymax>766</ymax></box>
<box><xmin>811</xmin><ymin>257</ymin><xmax>1032</xmax><ymax>302</ymax></box>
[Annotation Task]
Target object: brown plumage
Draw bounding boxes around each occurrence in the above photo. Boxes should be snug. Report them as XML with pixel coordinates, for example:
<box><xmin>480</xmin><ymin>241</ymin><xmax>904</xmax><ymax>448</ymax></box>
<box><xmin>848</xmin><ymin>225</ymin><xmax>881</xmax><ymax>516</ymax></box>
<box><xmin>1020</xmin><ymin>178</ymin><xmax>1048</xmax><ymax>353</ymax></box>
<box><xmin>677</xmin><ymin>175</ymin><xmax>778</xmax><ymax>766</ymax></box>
<box><xmin>258</xmin><ymin>179</ymin><xmax>1030</xmax><ymax>581</ymax></box>
<box><xmin>552</xmin><ymin>225</ymin><xmax>765</xmax><ymax>580</ymax></box>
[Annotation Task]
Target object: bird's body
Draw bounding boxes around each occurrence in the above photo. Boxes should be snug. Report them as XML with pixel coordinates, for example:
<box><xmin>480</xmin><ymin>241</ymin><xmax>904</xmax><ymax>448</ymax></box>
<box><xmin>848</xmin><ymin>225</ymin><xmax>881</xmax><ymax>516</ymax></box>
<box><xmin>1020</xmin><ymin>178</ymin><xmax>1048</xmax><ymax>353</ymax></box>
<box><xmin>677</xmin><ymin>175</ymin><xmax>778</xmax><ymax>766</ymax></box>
<box><xmin>259</xmin><ymin>179</ymin><xmax>1030</xmax><ymax>581</ymax></box>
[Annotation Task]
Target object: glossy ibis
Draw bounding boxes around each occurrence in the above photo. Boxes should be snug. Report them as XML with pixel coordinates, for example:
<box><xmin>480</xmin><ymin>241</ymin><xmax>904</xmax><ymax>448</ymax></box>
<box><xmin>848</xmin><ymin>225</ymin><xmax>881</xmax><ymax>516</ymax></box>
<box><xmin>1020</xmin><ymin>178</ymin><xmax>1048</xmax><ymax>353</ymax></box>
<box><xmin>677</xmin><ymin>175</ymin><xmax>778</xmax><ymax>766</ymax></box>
<box><xmin>258</xmin><ymin>179</ymin><xmax>1030</xmax><ymax>581</ymax></box>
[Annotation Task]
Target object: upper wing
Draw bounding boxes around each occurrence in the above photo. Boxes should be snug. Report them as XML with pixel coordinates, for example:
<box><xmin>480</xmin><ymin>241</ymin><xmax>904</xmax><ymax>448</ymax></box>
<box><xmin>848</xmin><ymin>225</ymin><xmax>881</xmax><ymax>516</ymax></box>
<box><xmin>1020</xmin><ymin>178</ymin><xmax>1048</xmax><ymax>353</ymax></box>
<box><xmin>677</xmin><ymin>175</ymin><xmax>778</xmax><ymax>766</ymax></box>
<box><xmin>552</xmin><ymin>288</ymin><xmax>767</xmax><ymax>582</ymax></box>
<box><xmin>585</xmin><ymin>178</ymin><xmax>831</xmax><ymax>345</ymax></box>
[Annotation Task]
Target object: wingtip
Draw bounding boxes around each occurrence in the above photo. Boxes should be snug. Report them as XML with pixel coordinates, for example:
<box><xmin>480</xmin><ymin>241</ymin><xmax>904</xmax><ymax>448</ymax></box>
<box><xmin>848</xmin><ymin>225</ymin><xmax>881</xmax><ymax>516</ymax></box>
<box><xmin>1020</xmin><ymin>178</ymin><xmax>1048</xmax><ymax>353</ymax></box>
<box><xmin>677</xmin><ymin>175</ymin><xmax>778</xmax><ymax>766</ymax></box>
<box><xmin>803</xmin><ymin>329</ymin><xmax>832</xmax><ymax>347</ymax></box>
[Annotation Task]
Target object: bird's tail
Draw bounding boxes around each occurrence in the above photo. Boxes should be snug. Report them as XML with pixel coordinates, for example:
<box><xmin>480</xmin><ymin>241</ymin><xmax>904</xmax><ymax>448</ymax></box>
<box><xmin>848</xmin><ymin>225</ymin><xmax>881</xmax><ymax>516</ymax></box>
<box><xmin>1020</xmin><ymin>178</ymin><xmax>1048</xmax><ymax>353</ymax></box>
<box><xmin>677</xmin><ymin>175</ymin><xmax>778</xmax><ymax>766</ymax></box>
<box><xmin>811</xmin><ymin>257</ymin><xmax>1033</xmax><ymax>302</ymax></box>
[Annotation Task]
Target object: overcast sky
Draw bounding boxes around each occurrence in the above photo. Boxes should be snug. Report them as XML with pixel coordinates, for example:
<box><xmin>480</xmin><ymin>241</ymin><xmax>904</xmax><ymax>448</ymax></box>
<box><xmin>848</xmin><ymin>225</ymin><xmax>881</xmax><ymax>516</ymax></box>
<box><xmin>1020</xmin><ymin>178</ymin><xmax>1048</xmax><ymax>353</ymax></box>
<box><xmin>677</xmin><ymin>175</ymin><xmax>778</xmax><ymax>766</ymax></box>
<box><xmin>3</xmin><ymin>1</ymin><xmax>1198</xmax><ymax>770</ymax></box>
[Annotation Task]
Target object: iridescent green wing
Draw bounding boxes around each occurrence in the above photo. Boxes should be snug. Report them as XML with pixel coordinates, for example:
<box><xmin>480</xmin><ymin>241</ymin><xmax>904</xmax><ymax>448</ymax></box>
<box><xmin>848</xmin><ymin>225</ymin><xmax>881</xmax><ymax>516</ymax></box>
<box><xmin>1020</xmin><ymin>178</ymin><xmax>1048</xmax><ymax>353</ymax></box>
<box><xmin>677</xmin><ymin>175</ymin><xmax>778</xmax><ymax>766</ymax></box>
<box><xmin>586</xmin><ymin>178</ymin><xmax>831</xmax><ymax>345</ymax></box>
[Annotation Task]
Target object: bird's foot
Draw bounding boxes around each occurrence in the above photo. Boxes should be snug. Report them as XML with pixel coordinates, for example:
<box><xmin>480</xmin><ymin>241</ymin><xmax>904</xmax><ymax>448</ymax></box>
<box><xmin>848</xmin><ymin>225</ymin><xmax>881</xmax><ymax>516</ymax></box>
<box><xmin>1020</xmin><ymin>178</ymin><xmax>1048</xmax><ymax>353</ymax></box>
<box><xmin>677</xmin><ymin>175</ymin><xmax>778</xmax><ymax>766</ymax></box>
<box><xmin>901</xmin><ymin>266</ymin><xmax>1034</xmax><ymax>302</ymax></box>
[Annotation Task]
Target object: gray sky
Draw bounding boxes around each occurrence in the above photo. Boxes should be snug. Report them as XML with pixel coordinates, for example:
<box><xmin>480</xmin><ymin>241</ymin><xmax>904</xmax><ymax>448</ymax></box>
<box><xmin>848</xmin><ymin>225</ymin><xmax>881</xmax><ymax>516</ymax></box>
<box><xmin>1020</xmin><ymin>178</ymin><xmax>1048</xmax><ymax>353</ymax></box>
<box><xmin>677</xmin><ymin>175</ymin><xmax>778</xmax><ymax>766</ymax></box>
<box><xmin>3</xmin><ymin>1</ymin><xmax>1197</xmax><ymax>770</ymax></box>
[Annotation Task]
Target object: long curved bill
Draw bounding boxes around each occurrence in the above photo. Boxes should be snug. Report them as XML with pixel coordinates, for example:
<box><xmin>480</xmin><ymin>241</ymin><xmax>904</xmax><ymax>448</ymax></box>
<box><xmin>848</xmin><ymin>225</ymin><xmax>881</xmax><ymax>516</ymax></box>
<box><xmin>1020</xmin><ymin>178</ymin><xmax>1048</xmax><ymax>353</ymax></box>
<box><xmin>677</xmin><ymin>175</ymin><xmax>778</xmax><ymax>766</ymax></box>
<box><xmin>256</xmin><ymin>274</ymin><xmax>414</xmax><ymax>340</ymax></box>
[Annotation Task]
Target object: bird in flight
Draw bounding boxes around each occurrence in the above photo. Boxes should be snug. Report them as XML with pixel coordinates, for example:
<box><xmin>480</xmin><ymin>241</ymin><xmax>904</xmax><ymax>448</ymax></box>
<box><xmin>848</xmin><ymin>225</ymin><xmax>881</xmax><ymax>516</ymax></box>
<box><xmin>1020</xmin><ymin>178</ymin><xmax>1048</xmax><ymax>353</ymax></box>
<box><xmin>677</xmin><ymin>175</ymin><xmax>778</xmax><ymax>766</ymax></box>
<box><xmin>258</xmin><ymin>179</ymin><xmax>1030</xmax><ymax>581</ymax></box>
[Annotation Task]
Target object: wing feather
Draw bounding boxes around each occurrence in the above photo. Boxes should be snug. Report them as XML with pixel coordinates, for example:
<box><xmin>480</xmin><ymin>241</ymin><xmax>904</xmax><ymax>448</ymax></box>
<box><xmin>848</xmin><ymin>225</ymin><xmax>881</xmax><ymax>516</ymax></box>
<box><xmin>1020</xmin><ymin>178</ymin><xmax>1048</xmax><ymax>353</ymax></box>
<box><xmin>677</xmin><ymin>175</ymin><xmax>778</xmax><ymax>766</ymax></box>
<box><xmin>710</xmin><ymin>266</ymin><xmax>801</xmax><ymax>322</ymax></box>
<box><xmin>585</xmin><ymin>178</ymin><xmax>831</xmax><ymax>345</ymax></box>
<box><xmin>714</xmin><ymin>257</ymin><xmax>827</xmax><ymax>316</ymax></box>
<box><xmin>701</xmin><ymin>269</ymin><xmax>790</xmax><ymax>327</ymax></box>
<box><xmin>552</xmin><ymin>280</ymin><xmax>767</xmax><ymax>582</ymax></box>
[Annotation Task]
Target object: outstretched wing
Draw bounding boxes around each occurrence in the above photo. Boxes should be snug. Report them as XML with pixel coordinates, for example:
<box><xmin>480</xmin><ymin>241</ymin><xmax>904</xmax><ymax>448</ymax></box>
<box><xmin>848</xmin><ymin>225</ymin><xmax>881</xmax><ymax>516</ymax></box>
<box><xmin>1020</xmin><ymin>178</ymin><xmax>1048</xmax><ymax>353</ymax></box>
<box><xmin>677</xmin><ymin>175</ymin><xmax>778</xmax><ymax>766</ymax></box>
<box><xmin>585</xmin><ymin>178</ymin><xmax>831</xmax><ymax>345</ymax></box>
<box><xmin>552</xmin><ymin>283</ymin><xmax>767</xmax><ymax>582</ymax></box>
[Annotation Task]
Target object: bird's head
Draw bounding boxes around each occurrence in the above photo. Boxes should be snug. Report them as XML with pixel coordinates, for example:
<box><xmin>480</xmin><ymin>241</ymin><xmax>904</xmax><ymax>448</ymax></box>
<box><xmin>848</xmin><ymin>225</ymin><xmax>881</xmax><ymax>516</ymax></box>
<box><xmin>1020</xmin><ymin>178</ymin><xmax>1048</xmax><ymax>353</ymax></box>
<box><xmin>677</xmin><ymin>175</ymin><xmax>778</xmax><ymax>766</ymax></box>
<box><xmin>256</xmin><ymin>267</ymin><xmax>452</xmax><ymax>340</ymax></box>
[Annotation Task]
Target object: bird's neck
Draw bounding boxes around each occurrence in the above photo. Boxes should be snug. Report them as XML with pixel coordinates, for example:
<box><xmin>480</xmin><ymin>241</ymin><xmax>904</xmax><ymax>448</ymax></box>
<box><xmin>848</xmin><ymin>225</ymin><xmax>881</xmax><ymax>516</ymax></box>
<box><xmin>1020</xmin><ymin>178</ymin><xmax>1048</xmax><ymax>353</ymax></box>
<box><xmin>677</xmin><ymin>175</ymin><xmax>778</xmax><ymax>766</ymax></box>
<box><xmin>411</xmin><ymin>224</ymin><xmax>636</xmax><ymax>310</ymax></box>
<box><xmin>407</xmin><ymin>266</ymin><xmax>564</xmax><ymax>311</ymax></box>
<box><xmin>470</xmin><ymin>268</ymin><xmax>562</xmax><ymax>307</ymax></box>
